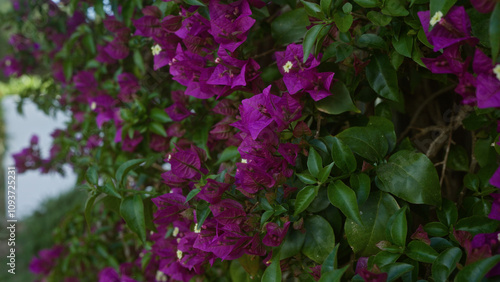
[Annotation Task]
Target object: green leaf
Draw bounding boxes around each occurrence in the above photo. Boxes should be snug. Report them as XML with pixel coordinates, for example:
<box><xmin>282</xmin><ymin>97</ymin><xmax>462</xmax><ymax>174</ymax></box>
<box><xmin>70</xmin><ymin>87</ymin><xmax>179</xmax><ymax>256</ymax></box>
<box><xmin>387</xmin><ymin>206</ymin><xmax>407</xmax><ymax>247</ymax></box>
<box><xmin>367</xmin><ymin>116</ymin><xmax>397</xmax><ymax>153</ymax></box>
<box><xmin>490</xmin><ymin>4</ymin><xmax>500</xmax><ymax>62</ymax></box>
<box><xmin>296</xmin><ymin>172</ymin><xmax>318</xmax><ymax>184</ymax></box>
<box><xmin>371</xmin><ymin>251</ymin><xmax>401</xmax><ymax>268</ymax></box>
<box><xmin>120</xmin><ymin>194</ymin><xmax>147</xmax><ymax>244</ymax></box>
<box><xmin>321</xmin><ymin>244</ymin><xmax>340</xmax><ymax>274</ymax></box>
<box><xmin>358</xmin><ymin>34</ymin><xmax>388</xmax><ymax>50</ymax></box>
<box><xmin>322</xmin><ymin>42</ymin><xmax>354</xmax><ymax>62</ymax></box>
<box><xmin>149</xmin><ymin>122</ymin><xmax>167</xmax><ymax>137</ymax></box>
<box><xmin>86</xmin><ymin>166</ymin><xmax>98</xmax><ymax>185</ymax></box>
<box><xmin>82</xmin><ymin>33</ymin><xmax>96</xmax><ymax>55</ymax></box>
<box><xmin>327</xmin><ymin>180</ymin><xmax>363</xmax><ymax>226</ymax></box>
<box><xmin>366</xmin><ymin>53</ymin><xmax>403</xmax><ymax>104</ymax></box>
<box><xmin>345</xmin><ymin>192</ymin><xmax>400</xmax><ymax>256</ymax></box>
<box><xmin>405</xmin><ymin>241</ymin><xmax>439</xmax><ymax>263</ymax></box>
<box><xmin>281</xmin><ymin>229</ymin><xmax>306</xmax><ymax>259</ymax></box>
<box><xmin>424</xmin><ymin>222</ymin><xmax>449</xmax><ymax>237</ymax></box>
<box><xmin>182</xmin><ymin>0</ymin><xmax>206</xmax><ymax>6</ymax></box>
<box><xmin>261</xmin><ymin>210</ymin><xmax>274</xmax><ymax>226</ymax></box>
<box><xmin>216</xmin><ymin>146</ymin><xmax>240</xmax><ymax>164</ymax></box>
<box><xmin>380</xmin><ymin>263</ymin><xmax>413</xmax><ymax>282</ymax></box>
<box><xmin>185</xmin><ymin>188</ymin><xmax>201</xmax><ymax>203</ymax></box>
<box><xmin>98</xmin><ymin>179</ymin><xmax>122</xmax><ymax>199</ymax></box>
<box><xmin>353</xmin><ymin>0</ymin><xmax>381</xmax><ymax>8</ymax></box>
<box><xmin>432</xmin><ymin>247</ymin><xmax>462</xmax><ymax>282</ymax></box>
<box><xmin>392</xmin><ymin>34</ymin><xmax>413</xmax><ymax>58</ymax></box>
<box><xmin>333</xmin><ymin>11</ymin><xmax>353</xmax><ymax>33</ymax></box>
<box><xmin>381</xmin><ymin>0</ymin><xmax>409</xmax><ymax>17</ymax></box>
<box><xmin>349</xmin><ymin>173</ymin><xmax>371</xmax><ymax>205</ymax></box>
<box><xmin>301</xmin><ymin>0</ymin><xmax>324</xmax><ymax>19</ymax></box>
<box><xmin>272</xmin><ymin>8</ymin><xmax>310</xmax><ymax>45</ymax></box>
<box><xmin>196</xmin><ymin>201</ymin><xmax>211</xmax><ymax>228</ymax></box>
<box><xmin>456</xmin><ymin>255</ymin><xmax>500</xmax><ymax>282</ymax></box>
<box><xmin>446</xmin><ymin>145</ymin><xmax>470</xmax><ymax>172</ymax></box>
<box><xmin>151</xmin><ymin>108</ymin><xmax>172</xmax><ymax>123</ymax></box>
<box><xmin>376</xmin><ymin>150</ymin><xmax>441</xmax><ymax>207</ymax></box>
<box><xmin>318</xmin><ymin>162</ymin><xmax>335</xmax><ymax>183</ymax></box>
<box><xmin>303</xmin><ymin>25</ymin><xmax>325</xmax><ymax>63</ymax></box>
<box><xmin>456</xmin><ymin>216</ymin><xmax>500</xmax><ymax>235</ymax></box>
<box><xmin>318</xmin><ymin>265</ymin><xmax>348</xmax><ymax>282</ymax></box>
<box><xmin>343</xmin><ymin>3</ymin><xmax>353</xmax><ymax>13</ymax></box>
<box><xmin>320</xmin><ymin>0</ymin><xmax>333</xmax><ymax>17</ymax></box>
<box><xmin>133</xmin><ymin>50</ymin><xmax>145</xmax><ymax>74</ymax></box>
<box><xmin>302</xmin><ymin>215</ymin><xmax>335</xmax><ymax>263</ymax></box>
<box><xmin>294</xmin><ymin>185</ymin><xmax>319</xmax><ymax>216</ymax></box>
<box><xmin>437</xmin><ymin>198</ymin><xmax>458</xmax><ymax>227</ymax></box>
<box><xmin>367</xmin><ymin>11</ymin><xmax>392</xmax><ymax>26</ymax></box>
<box><xmin>63</xmin><ymin>59</ymin><xmax>73</xmax><ymax>82</ymax></box>
<box><xmin>85</xmin><ymin>193</ymin><xmax>99</xmax><ymax>232</ymax></box>
<box><xmin>336</xmin><ymin>126</ymin><xmax>388</xmax><ymax>162</ymax></box>
<box><xmin>330</xmin><ymin>137</ymin><xmax>356</xmax><ymax>173</ymax></box>
<box><xmin>430</xmin><ymin>0</ymin><xmax>457</xmax><ymax>19</ymax></box>
<box><xmin>115</xmin><ymin>159</ymin><xmax>146</xmax><ymax>188</ymax></box>
<box><xmin>262</xmin><ymin>250</ymin><xmax>282</xmax><ymax>282</ymax></box>
<box><xmin>315</xmin><ymin>81</ymin><xmax>359</xmax><ymax>114</ymax></box>
<box><xmin>308</xmin><ymin>147</ymin><xmax>322</xmax><ymax>177</ymax></box>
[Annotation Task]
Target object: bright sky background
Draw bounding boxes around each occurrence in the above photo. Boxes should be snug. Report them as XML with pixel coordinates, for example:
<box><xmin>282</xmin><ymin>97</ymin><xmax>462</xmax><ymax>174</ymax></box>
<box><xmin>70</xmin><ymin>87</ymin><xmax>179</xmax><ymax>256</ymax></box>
<box><xmin>3</xmin><ymin>96</ymin><xmax>76</xmax><ymax>218</ymax></box>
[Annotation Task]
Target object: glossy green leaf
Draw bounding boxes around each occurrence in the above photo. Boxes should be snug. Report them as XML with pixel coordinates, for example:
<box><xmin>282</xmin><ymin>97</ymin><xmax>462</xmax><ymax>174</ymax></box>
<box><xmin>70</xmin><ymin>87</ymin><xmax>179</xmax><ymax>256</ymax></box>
<box><xmin>336</xmin><ymin>126</ymin><xmax>388</xmax><ymax>163</ymax></box>
<box><xmin>376</xmin><ymin>150</ymin><xmax>441</xmax><ymax>207</ymax></box>
<box><xmin>424</xmin><ymin>222</ymin><xmax>449</xmax><ymax>237</ymax></box>
<box><xmin>405</xmin><ymin>240</ymin><xmax>438</xmax><ymax>263</ymax></box>
<box><xmin>120</xmin><ymin>194</ymin><xmax>146</xmax><ymax>244</ymax></box>
<box><xmin>345</xmin><ymin>192</ymin><xmax>400</xmax><ymax>256</ymax></box>
<box><xmin>262</xmin><ymin>250</ymin><xmax>281</xmax><ymax>282</ymax></box>
<box><xmin>294</xmin><ymin>185</ymin><xmax>319</xmax><ymax>216</ymax></box>
<box><xmin>115</xmin><ymin>159</ymin><xmax>145</xmax><ymax>188</ymax></box>
<box><xmin>98</xmin><ymin>179</ymin><xmax>122</xmax><ymax>199</ymax></box>
<box><xmin>183</xmin><ymin>0</ymin><xmax>206</xmax><ymax>6</ymax></box>
<box><xmin>302</xmin><ymin>215</ymin><xmax>335</xmax><ymax>263</ymax></box>
<box><xmin>185</xmin><ymin>188</ymin><xmax>201</xmax><ymax>203</ymax></box>
<box><xmin>446</xmin><ymin>145</ymin><xmax>470</xmax><ymax>172</ymax></box>
<box><xmin>308</xmin><ymin>147</ymin><xmax>322</xmax><ymax>177</ymax></box>
<box><xmin>490</xmin><ymin>3</ymin><xmax>500</xmax><ymax>62</ymax></box>
<box><xmin>318</xmin><ymin>265</ymin><xmax>348</xmax><ymax>282</ymax></box>
<box><xmin>392</xmin><ymin>34</ymin><xmax>413</xmax><ymax>58</ymax></box>
<box><xmin>303</xmin><ymin>24</ymin><xmax>324</xmax><ymax>63</ymax></box>
<box><xmin>281</xmin><ymin>229</ymin><xmax>306</xmax><ymax>259</ymax></box>
<box><xmin>432</xmin><ymin>247</ymin><xmax>462</xmax><ymax>281</ymax></box>
<box><xmin>456</xmin><ymin>216</ymin><xmax>500</xmax><ymax>235</ymax></box>
<box><xmin>367</xmin><ymin>11</ymin><xmax>392</xmax><ymax>26</ymax></box>
<box><xmin>321</xmin><ymin>244</ymin><xmax>340</xmax><ymax>274</ymax></box>
<box><xmin>318</xmin><ymin>162</ymin><xmax>334</xmax><ymax>183</ymax></box>
<box><xmin>455</xmin><ymin>255</ymin><xmax>500</xmax><ymax>282</ymax></box>
<box><xmin>272</xmin><ymin>8</ymin><xmax>310</xmax><ymax>45</ymax></box>
<box><xmin>296</xmin><ymin>172</ymin><xmax>318</xmax><ymax>184</ymax></box>
<box><xmin>149</xmin><ymin>121</ymin><xmax>167</xmax><ymax>137</ymax></box>
<box><xmin>366</xmin><ymin>53</ymin><xmax>403</xmax><ymax>103</ymax></box>
<box><xmin>322</xmin><ymin>42</ymin><xmax>354</xmax><ymax>63</ymax></box>
<box><xmin>371</xmin><ymin>251</ymin><xmax>401</xmax><ymax>268</ymax></box>
<box><xmin>380</xmin><ymin>263</ymin><xmax>413</xmax><ymax>282</ymax></box>
<box><xmin>358</xmin><ymin>34</ymin><xmax>388</xmax><ymax>50</ymax></box>
<box><xmin>333</xmin><ymin>11</ymin><xmax>353</xmax><ymax>33</ymax></box>
<box><xmin>350</xmin><ymin>173</ymin><xmax>371</xmax><ymax>205</ymax></box>
<box><xmin>301</xmin><ymin>0</ymin><xmax>324</xmax><ymax>19</ymax></box>
<box><xmin>330</xmin><ymin>137</ymin><xmax>356</xmax><ymax>173</ymax></box>
<box><xmin>196</xmin><ymin>201</ymin><xmax>211</xmax><ymax>228</ymax></box>
<box><xmin>327</xmin><ymin>180</ymin><xmax>363</xmax><ymax>226</ymax></box>
<box><xmin>315</xmin><ymin>81</ymin><xmax>359</xmax><ymax>115</ymax></box>
<box><xmin>387</xmin><ymin>206</ymin><xmax>407</xmax><ymax>246</ymax></box>
<box><xmin>320</xmin><ymin>0</ymin><xmax>333</xmax><ymax>17</ymax></box>
<box><xmin>367</xmin><ymin>116</ymin><xmax>397</xmax><ymax>153</ymax></box>
<box><xmin>437</xmin><ymin>198</ymin><xmax>458</xmax><ymax>227</ymax></box>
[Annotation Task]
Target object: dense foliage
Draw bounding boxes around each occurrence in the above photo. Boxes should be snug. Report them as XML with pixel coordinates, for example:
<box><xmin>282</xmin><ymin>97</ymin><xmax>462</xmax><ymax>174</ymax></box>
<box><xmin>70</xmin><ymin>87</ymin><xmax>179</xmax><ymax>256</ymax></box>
<box><xmin>2</xmin><ymin>0</ymin><xmax>500</xmax><ymax>281</ymax></box>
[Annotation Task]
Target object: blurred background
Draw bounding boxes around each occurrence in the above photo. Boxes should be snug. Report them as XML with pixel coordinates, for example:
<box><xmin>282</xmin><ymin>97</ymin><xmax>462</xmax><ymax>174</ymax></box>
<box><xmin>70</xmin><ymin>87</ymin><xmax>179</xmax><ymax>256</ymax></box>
<box><xmin>0</xmin><ymin>0</ymin><xmax>80</xmax><ymax>280</ymax></box>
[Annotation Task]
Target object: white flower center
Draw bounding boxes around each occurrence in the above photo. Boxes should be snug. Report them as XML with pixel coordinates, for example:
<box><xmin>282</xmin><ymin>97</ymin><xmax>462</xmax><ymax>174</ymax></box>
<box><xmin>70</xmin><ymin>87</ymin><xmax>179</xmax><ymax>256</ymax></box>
<box><xmin>156</xmin><ymin>271</ymin><xmax>167</xmax><ymax>282</ymax></box>
<box><xmin>493</xmin><ymin>64</ymin><xmax>500</xmax><ymax>82</ymax></box>
<box><xmin>5</xmin><ymin>60</ymin><xmax>11</xmax><ymax>67</ymax></box>
<box><xmin>176</xmin><ymin>250</ymin><xmax>183</xmax><ymax>260</ymax></box>
<box><xmin>430</xmin><ymin>11</ymin><xmax>443</xmax><ymax>26</ymax></box>
<box><xmin>172</xmin><ymin>226</ymin><xmax>179</xmax><ymax>237</ymax></box>
<box><xmin>151</xmin><ymin>44</ymin><xmax>162</xmax><ymax>56</ymax></box>
<box><xmin>194</xmin><ymin>223</ymin><xmax>201</xmax><ymax>233</ymax></box>
<box><xmin>241</xmin><ymin>159</ymin><xmax>248</xmax><ymax>164</ymax></box>
<box><xmin>90</xmin><ymin>102</ymin><xmax>97</xmax><ymax>110</ymax></box>
<box><xmin>283</xmin><ymin>61</ymin><xmax>293</xmax><ymax>73</ymax></box>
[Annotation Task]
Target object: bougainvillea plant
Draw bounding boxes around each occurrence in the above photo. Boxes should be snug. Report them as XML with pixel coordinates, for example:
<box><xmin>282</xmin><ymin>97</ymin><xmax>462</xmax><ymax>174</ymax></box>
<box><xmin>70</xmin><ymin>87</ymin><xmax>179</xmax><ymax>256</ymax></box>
<box><xmin>3</xmin><ymin>0</ymin><xmax>500</xmax><ymax>280</ymax></box>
